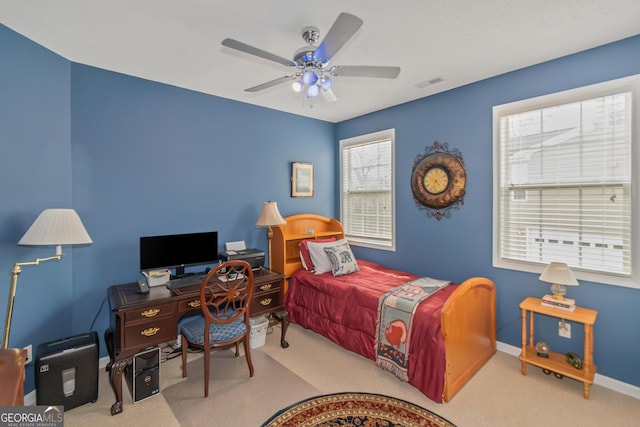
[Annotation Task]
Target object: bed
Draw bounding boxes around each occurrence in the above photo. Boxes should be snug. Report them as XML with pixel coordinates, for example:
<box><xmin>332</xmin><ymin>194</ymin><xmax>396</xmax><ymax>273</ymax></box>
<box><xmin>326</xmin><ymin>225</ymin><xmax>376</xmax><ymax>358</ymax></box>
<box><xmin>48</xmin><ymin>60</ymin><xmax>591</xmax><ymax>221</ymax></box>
<box><xmin>272</xmin><ymin>214</ymin><xmax>496</xmax><ymax>403</ymax></box>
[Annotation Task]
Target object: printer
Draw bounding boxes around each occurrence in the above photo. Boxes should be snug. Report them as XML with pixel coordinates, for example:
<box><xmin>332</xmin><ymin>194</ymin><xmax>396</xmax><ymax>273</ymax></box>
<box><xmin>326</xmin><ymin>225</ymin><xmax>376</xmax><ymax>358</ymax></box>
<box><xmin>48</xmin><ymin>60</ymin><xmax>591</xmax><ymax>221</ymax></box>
<box><xmin>219</xmin><ymin>248</ymin><xmax>265</xmax><ymax>271</ymax></box>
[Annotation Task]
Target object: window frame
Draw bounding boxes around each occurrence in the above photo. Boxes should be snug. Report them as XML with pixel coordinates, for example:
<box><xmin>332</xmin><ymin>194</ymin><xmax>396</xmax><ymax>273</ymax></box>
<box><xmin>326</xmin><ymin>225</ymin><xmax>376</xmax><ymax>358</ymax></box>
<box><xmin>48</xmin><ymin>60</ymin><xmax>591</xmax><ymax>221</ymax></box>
<box><xmin>339</xmin><ymin>129</ymin><xmax>396</xmax><ymax>251</ymax></box>
<box><xmin>492</xmin><ymin>75</ymin><xmax>640</xmax><ymax>288</ymax></box>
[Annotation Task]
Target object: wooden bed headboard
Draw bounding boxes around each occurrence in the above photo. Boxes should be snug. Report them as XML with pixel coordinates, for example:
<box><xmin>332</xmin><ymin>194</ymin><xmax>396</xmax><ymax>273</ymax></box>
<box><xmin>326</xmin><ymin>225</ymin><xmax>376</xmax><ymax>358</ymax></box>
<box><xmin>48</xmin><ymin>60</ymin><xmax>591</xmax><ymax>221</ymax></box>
<box><xmin>271</xmin><ymin>214</ymin><xmax>344</xmax><ymax>279</ymax></box>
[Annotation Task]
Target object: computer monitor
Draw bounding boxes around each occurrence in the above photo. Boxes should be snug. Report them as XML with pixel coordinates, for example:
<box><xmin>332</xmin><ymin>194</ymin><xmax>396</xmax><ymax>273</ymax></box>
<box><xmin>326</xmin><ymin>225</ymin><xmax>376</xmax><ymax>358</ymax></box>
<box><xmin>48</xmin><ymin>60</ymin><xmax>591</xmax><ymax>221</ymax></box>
<box><xmin>139</xmin><ymin>231</ymin><xmax>219</xmax><ymax>278</ymax></box>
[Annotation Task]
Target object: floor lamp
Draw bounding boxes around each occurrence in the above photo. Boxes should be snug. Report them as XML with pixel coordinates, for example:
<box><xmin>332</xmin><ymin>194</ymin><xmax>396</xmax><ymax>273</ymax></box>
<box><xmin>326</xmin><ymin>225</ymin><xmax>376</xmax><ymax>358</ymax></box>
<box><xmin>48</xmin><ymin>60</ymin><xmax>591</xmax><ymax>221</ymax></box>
<box><xmin>3</xmin><ymin>209</ymin><xmax>92</xmax><ymax>349</ymax></box>
<box><xmin>255</xmin><ymin>201</ymin><xmax>286</xmax><ymax>270</ymax></box>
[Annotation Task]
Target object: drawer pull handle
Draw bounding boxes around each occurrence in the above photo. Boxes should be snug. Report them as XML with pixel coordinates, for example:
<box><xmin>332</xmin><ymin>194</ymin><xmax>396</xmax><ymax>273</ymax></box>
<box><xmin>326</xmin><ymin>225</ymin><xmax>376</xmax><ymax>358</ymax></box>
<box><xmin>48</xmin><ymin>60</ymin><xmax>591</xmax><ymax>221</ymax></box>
<box><xmin>188</xmin><ymin>299</ymin><xmax>201</xmax><ymax>308</ymax></box>
<box><xmin>260</xmin><ymin>298</ymin><xmax>272</xmax><ymax>306</ymax></box>
<box><xmin>260</xmin><ymin>284</ymin><xmax>272</xmax><ymax>291</ymax></box>
<box><xmin>141</xmin><ymin>308</ymin><xmax>160</xmax><ymax>318</ymax></box>
<box><xmin>141</xmin><ymin>327</ymin><xmax>160</xmax><ymax>337</ymax></box>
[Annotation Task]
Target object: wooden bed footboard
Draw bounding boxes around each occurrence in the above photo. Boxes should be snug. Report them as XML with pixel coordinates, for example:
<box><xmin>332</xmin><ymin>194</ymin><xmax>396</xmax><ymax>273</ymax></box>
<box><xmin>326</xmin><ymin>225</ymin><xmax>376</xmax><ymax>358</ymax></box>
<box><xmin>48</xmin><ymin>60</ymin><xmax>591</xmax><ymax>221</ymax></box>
<box><xmin>440</xmin><ymin>277</ymin><xmax>497</xmax><ymax>402</ymax></box>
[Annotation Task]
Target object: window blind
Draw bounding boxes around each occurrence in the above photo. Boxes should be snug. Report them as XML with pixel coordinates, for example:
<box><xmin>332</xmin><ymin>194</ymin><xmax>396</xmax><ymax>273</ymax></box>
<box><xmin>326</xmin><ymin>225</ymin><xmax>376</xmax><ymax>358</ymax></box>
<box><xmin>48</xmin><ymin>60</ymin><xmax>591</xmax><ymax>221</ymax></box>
<box><xmin>340</xmin><ymin>130</ymin><xmax>394</xmax><ymax>249</ymax></box>
<box><xmin>497</xmin><ymin>92</ymin><xmax>632</xmax><ymax>276</ymax></box>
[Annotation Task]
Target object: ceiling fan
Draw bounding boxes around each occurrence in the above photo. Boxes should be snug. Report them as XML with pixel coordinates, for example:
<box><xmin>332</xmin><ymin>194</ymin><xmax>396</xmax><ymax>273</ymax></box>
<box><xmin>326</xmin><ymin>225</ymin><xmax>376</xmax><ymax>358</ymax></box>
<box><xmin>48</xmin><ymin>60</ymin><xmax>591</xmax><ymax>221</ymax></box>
<box><xmin>221</xmin><ymin>12</ymin><xmax>400</xmax><ymax>101</ymax></box>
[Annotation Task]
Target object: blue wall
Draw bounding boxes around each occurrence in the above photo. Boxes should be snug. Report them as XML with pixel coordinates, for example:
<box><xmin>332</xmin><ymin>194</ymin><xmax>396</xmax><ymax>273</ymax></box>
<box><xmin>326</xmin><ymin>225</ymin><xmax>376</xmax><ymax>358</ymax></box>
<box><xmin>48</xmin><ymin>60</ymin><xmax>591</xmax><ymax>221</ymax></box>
<box><xmin>0</xmin><ymin>24</ymin><xmax>74</xmax><ymax>391</ymax></box>
<box><xmin>69</xmin><ymin>65</ymin><xmax>335</xmax><ymax>339</ymax></box>
<box><xmin>337</xmin><ymin>35</ymin><xmax>640</xmax><ymax>388</ymax></box>
<box><xmin>2</xmin><ymin>21</ymin><xmax>639</xmax><ymax>394</ymax></box>
<box><xmin>1</xmin><ymin>25</ymin><xmax>334</xmax><ymax>393</ymax></box>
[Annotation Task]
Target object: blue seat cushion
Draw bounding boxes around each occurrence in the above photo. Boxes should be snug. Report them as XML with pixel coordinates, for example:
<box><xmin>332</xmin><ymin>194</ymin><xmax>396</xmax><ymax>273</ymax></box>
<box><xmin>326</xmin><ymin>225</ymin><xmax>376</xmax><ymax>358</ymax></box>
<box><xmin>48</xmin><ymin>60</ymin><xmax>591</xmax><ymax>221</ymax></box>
<box><xmin>180</xmin><ymin>315</ymin><xmax>247</xmax><ymax>345</ymax></box>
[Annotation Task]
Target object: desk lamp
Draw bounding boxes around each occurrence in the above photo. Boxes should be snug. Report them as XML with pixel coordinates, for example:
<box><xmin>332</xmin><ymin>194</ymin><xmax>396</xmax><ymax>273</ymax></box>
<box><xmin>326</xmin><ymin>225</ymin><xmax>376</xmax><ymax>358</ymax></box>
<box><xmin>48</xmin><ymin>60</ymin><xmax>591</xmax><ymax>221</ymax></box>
<box><xmin>255</xmin><ymin>201</ymin><xmax>286</xmax><ymax>270</ymax></box>
<box><xmin>538</xmin><ymin>262</ymin><xmax>578</xmax><ymax>301</ymax></box>
<box><xmin>3</xmin><ymin>209</ymin><xmax>92</xmax><ymax>349</ymax></box>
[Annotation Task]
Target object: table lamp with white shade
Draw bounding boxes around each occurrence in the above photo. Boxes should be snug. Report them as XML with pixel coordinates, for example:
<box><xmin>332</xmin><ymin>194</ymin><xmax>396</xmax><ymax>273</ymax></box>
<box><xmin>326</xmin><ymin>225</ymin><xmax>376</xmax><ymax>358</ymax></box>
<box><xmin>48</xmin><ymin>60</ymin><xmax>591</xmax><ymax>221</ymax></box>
<box><xmin>3</xmin><ymin>208</ymin><xmax>92</xmax><ymax>348</ymax></box>
<box><xmin>255</xmin><ymin>201</ymin><xmax>286</xmax><ymax>270</ymax></box>
<box><xmin>538</xmin><ymin>262</ymin><xmax>579</xmax><ymax>301</ymax></box>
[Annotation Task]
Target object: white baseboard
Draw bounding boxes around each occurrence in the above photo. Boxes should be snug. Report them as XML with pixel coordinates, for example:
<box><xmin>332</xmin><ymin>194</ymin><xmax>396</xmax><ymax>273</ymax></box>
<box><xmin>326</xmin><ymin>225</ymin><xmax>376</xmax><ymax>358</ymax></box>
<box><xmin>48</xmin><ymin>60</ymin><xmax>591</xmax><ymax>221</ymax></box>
<box><xmin>496</xmin><ymin>341</ymin><xmax>640</xmax><ymax>400</ymax></box>
<box><xmin>24</xmin><ymin>390</ymin><xmax>36</xmax><ymax>406</ymax></box>
<box><xmin>99</xmin><ymin>355</ymin><xmax>110</xmax><ymax>369</ymax></box>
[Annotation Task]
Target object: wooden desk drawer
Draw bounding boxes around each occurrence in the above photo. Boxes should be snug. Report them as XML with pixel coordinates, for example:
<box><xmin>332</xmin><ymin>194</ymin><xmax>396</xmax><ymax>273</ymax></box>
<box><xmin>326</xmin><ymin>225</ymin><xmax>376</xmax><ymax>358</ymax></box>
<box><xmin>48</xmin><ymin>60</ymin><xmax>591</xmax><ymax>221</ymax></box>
<box><xmin>125</xmin><ymin>302</ymin><xmax>174</xmax><ymax>323</ymax></box>
<box><xmin>255</xmin><ymin>280</ymin><xmax>282</xmax><ymax>293</ymax></box>
<box><xmin>251</xmin><ymin>290</ymin><xmax>281</xmax><ymax>315</ymax></box>
<box><xmin>125</xmin><ymin>317</ymin><xmax>175</xmax><ymax>348</ymax></box>
<box><xmin>178</xmin><ymin>297</ymin><xmax>202</xmax><ymax>313</ymax></box>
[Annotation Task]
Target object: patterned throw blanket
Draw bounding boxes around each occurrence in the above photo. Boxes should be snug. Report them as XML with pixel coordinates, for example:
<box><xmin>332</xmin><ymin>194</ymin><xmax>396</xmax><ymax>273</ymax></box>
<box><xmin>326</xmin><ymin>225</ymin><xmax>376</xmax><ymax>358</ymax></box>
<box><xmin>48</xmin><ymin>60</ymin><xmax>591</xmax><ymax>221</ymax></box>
<box><xmin>375</xmin><ymin>277</ymin><xmax>450</xmax><ymax>381</ymax></box>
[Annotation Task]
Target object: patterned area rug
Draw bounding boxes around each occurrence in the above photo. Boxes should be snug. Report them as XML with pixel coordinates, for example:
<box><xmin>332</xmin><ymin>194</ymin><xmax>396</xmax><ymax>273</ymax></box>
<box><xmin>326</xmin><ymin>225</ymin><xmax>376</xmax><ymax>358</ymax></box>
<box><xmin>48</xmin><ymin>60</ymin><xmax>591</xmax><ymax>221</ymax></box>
<box><xmin>262</xmin><ymin>392</ymin><xmax>456</xmax><ymax>427</ymax></box>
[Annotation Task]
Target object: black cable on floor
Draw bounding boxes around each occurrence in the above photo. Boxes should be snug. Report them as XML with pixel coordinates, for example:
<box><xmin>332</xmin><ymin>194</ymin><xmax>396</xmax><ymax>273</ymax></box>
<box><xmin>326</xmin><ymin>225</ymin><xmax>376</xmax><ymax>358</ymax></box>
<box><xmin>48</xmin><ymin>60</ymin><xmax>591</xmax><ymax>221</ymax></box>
<box><xmin>89</xmin><ymin>296</ymin><xmax>107</xmax><ymax>332</ymax></box>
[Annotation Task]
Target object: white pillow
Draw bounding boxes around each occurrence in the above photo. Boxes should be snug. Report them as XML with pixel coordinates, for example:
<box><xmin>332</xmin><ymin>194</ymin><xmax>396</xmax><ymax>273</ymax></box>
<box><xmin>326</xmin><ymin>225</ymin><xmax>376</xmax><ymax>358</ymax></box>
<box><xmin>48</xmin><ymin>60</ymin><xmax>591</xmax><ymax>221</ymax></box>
<box><xmin>307</xmin><ymin>238</ymin><xmax>349</xmax><ymax>275</ymax></box>
<box><xmin>324</xmin><ymin>241</ymin><xmax>359</xmax><ymax>276</ymax></box>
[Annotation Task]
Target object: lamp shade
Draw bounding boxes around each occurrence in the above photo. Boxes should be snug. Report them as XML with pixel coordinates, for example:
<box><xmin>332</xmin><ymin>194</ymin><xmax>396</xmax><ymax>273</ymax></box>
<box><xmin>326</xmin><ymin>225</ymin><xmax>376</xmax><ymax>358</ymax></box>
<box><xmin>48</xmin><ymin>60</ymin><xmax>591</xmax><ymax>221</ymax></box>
<box><xmin>302</xmin><ymin>70</ymin><xmax>318</xmax><ymax>86</ymax></box>
<box><xmin>306</xmin><ymin>84</ymin><xmax>320</xmax><ymax>98</ymax></box>
<box><xmin>255</xmin><ymin>202</ymin><xmax>286</xmax><ymax>227</ymax></box>
<box><xmin>18</xmin><ymin>209</ymin><xmax>92</xmax><ymax>247</ymax></box>
<box><xmin>538</xmin><ymin>262</ymin><xmax>578</xmax><ymax>286</ymax></box>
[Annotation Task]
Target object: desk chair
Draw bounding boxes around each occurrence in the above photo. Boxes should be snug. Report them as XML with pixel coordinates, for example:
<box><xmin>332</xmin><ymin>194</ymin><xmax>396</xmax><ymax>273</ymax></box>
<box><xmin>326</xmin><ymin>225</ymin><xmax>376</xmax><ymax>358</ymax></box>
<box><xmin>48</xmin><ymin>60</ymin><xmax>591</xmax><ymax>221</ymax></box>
<box><xmin>179</xmin><ymin>260</ymin><xmax>255</xmax><ymax>397</ymax></box>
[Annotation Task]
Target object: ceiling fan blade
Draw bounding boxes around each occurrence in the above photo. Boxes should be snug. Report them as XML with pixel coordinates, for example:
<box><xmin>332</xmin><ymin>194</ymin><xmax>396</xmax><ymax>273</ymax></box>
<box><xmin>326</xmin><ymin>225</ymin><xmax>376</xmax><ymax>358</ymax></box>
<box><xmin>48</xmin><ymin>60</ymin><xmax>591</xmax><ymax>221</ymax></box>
<box><xmin>244</xmin><ymin>76</ymin><xmax>293</xmax><ymax>92</ymax></box>
<box><xmin>332</xmin><ymin>65</ymin><xmax>401</xmax><ymax>79</ymax></box>
<box><xmin>314</xmin><ymin>12</ymin><xmax>363</xmax><ymax>63</ymax></box>
<box><xmin>222</xmin><ymin>38</ymin><xmax>296</xmax><ymax>67</ymax></box>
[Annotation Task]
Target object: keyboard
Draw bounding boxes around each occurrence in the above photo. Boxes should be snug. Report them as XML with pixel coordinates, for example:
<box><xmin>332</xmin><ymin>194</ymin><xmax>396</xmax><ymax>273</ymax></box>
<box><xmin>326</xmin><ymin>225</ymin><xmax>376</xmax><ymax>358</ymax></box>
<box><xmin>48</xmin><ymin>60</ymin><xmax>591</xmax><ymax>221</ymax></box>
<box><xmin>167</xmin><ymin>275</ymin><xmax>203</xmax><ymax>290</ymax></box>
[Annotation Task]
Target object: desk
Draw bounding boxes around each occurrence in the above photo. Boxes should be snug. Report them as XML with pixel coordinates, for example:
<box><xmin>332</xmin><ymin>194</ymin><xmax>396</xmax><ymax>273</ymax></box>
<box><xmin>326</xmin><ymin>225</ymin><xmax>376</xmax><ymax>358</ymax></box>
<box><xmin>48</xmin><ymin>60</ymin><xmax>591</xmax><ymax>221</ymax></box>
<box><xmin>519</xmin><ymin>297</ymin><xmax>597</xmax><ymax>399</ymax></box>
<box><xmin>105</xmin><ymin>268</ymin><xmax>289</xmax><ymax>415</ymax></box>
<box><xmin>0</xmin><ymin>348</ymin><xmax>27</xmax><ymax>406</ymax></box>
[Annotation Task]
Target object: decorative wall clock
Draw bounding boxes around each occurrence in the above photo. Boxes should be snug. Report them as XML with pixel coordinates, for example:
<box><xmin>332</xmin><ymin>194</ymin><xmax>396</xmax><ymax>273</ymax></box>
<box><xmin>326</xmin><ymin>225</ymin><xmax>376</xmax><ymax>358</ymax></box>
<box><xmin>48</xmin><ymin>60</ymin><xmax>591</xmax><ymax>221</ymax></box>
<box><xmin>411</xmin><ymin>141</ymin><xmax>466</xmax><ymax>220</ymax></box>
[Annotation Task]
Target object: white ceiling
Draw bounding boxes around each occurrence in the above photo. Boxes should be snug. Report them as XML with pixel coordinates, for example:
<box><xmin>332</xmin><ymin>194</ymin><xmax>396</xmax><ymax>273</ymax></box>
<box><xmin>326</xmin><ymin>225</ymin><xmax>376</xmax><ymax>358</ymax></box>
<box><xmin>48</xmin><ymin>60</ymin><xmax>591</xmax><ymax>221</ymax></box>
<box><xmin>1</xmin><ymin>1</ymin><xmax>639</xmax><ymax>123</ymax></box>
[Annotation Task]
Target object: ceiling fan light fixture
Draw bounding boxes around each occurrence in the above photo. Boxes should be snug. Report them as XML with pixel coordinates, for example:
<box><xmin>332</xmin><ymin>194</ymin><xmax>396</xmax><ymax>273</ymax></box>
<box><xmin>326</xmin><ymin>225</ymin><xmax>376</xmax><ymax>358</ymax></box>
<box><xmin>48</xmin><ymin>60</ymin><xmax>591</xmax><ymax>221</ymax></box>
<box><xmin>302</xmin><ymin>70</ymin><xmax>318</xmax><ymax>86</ymax></box>
<box><xmin>306</xmin><ymin>84</ymin><xmax>320</xmax><ymax>98</ymax></box>
<box><xmin>292</xmin><ymin>80</ymin><xmax>303</xmax><ymax>92</ymax></box>
<box><xmin>321</xmin><ymin>77</ymin><xmax>332</xmax><ymax>91</ymax></box>
<box><xmin>321</xmin><ymin>87</ymin><xmax>338</xmax><ymax>103</ymax></box>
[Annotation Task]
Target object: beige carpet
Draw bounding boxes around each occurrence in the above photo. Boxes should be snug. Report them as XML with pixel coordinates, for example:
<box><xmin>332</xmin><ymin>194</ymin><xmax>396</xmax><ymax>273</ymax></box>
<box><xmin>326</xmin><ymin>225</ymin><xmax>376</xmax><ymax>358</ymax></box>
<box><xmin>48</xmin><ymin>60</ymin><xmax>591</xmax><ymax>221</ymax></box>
<box><xmin>62</xmin><ymin>323</ymin><xmax>640</xmax><ymax>427</ymax></box>
<box><xmin>162</xmin><ymin>349</ymin><xmax>320</xmax><ymax>426</ymax></box>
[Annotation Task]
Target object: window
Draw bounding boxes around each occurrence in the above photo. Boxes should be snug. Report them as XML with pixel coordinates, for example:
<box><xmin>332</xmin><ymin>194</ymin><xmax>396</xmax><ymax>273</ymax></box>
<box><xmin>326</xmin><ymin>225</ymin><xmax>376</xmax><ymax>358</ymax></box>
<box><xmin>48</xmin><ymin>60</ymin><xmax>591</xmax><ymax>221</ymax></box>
<box><xmin>340</xmin><ymin>129</ymin><xmax>395</xmax><ymax>250</ymax></box>
<box><xmin>493</xmin><ymin>75</ymin><xmax>640</xmax><ymax>288</ymax></box>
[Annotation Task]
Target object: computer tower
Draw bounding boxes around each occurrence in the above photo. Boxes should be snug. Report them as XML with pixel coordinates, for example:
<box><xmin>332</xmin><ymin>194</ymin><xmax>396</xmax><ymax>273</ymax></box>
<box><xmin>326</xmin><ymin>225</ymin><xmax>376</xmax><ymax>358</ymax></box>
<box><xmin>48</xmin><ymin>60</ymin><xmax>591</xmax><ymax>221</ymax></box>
<box><xmin>35</xmin><ymin>331</ymin><xmax>99</xmax><ymax>410</ymax></box>
<box><xmin>125</xmin><ymin>346</ymin><xmax>160</xmax><ymax>403</ymax></box>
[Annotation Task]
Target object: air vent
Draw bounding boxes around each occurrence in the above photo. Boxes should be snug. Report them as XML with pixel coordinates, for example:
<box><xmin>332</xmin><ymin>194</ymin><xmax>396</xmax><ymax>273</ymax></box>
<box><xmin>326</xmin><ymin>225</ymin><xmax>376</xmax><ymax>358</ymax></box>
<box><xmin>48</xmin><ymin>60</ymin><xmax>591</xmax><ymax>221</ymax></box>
<box><xmin>415</xmin><ymin>77</ymin><xmax>444</xmax><ymax>88</ymax></box>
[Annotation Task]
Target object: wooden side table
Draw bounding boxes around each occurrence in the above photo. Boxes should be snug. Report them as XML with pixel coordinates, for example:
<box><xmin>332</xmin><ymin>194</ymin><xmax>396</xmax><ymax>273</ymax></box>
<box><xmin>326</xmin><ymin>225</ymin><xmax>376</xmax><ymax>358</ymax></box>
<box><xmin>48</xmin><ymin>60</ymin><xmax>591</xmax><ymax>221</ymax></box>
<box><xmin>0</xmin><ymin>348</ymin><xmax>27</xmax><ymax>405</ymax></box>
<box><xmin>519</xmin><ymin>297</ymin><xmax>597</xmax><ymax>399</ymax></box>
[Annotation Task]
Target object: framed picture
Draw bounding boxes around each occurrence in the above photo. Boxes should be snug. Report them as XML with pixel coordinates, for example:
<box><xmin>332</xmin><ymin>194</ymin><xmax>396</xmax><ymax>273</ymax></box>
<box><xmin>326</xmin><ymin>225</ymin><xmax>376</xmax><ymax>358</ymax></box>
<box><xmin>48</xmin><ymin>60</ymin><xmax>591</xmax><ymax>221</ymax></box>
<box><xmin>291</xmin><ymin>162</ymin><xmax>314</xmax><ymax>197</ymax></box>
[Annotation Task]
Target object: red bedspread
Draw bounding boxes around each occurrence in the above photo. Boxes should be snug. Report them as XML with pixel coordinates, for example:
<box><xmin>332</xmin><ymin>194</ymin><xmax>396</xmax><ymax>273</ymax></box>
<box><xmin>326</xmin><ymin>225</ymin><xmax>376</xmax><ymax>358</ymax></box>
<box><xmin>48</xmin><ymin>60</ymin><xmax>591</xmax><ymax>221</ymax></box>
<box><xmin>284</xmin><ymin>259</ymin><xmax>458</xmax><ymax>403</ymax></box>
